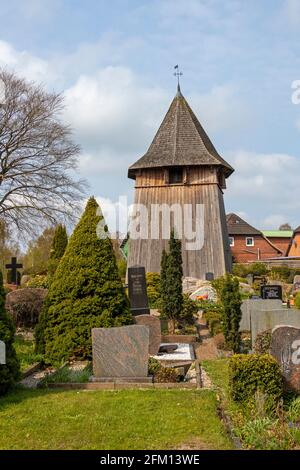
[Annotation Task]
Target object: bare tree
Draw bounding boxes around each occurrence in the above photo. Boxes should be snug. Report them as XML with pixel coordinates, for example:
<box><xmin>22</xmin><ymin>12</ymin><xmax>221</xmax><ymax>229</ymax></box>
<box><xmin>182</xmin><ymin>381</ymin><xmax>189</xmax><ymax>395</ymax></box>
<box><xmin>0</xmin><ymin>69</ymin><xmax>86</xmax><ymax>236</ymax></box>
<box><xmin>279</xmin><ymin>223</ymin><xmax>292</xmax><ymax>231</ymax></box>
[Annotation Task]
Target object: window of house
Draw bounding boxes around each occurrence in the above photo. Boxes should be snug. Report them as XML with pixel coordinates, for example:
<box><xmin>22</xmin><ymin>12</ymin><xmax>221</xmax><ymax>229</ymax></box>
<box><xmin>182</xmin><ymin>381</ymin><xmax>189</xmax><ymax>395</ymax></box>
<box><xmin>246</xmin><ymin>237</ymin><xmax>254</xmax><ymax>247</ymax></box>
<box><xmin>229</xmin><ymin>236</ymin><xmax>235</xmax><ymax>247</ymax></box>
<box><xmin>168</xmin><ymin>167</ymin><xmax>183</xmax><ymax>184</ymax></box>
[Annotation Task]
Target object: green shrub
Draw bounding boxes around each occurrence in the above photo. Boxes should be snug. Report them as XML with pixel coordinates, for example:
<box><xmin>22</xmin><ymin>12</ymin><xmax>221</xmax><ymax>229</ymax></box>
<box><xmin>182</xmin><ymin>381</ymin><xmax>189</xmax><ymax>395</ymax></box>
<box><xmin>35</xmin><ymin>197</ymin><xmax>132</xmax><ymax>364</ymax></box>
<box><xmin>146</xmin><ymin>272</ymin><xmax>161</xmax><ymax>308</ymax></box>
<box><xmin>148</xmin><ymin>357</ymin><xmax>161</xmax><ymax>375</ymax></box>
<box><xmin>0</xmin><ymin>272</ymin><xmax>20</xmax><ymax>395</ymax></box>
<box><xmin>254</xmin><ymin>330</ymin><xmax>272</xmax><ymax>354</ymax></box>
<box><xmin>203</xmin><ymin>309</ymin><xmax>223</xmax><ymax>336</ymax></box>
<box><xmin>197</xmin><ymin>300</ymin><xmax>222</xmax><ymax>313</ymax></box>
<box><xmin>232</xmin><ymin>264</ymin><xmax>249</xmax><ymax>278</ymax></box>
<box><xmin>269</xmin><ymin>266</ymin><xmax>291</xmax><ymax>282</ymax></box>
<box><xmin>232</xmin><ymin>263</ymin><xmax>269</xmax><ymax>279</ymax></box>
<box><xmin>26</xmin><ymin>275</ymin><xmax>49</xmax><ymax>289</ymax></box>
<box><xmin>154</xmin><ymin>366</ymin><xmax>178</xmax><ymax>383</ymax></box>
<box><xmin>178</xmin><ymin>294</ymin><xmax>198</xmax><ymax>327</ymax></box>
<box><xmin>294</xmin><ymin>292</ymin><xmax>300</xmax><ymax>310</ymax></box>
<box><xmin>248</xmin><ymin>263</ymin><xmax>269</xmax><ymax>276</ymax></box>
<box><xmin>229</xmin><ymin>354</ymin><xmax>283</xmax><ymax>403</ymax></box>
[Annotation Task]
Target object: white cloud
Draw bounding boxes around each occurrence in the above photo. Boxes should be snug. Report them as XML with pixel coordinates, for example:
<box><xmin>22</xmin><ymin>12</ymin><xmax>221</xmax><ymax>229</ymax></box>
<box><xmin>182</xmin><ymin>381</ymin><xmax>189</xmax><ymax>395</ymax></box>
<box><xmin>262</xmin><ymin>214</ymin><xmax>290</xmax><ymax>229</ymax></box>
<box><xmin>190</xmin><ymin>84</ymin><xmax>250</xmax><ymax>133</ymax></box>
<box><xmin>225</xmin><ymin>150</ymin><xmax>300</xmax><ymax>229</ymax></box>
<box><xmin>0</xmin><ymin>40</ymin><xmax>55</xmax><ymax>83</ymax></box>
<box><xmin>63</xmin><ymin>66</ymin><xmax>169</xmax><ymax>174</ymax></box>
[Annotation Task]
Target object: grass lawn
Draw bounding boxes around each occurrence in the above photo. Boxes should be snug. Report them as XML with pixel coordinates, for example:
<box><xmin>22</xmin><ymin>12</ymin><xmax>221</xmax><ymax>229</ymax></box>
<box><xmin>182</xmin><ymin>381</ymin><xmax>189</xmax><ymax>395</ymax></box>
<box><xmin>14</xmin><ymin>335</ymin><xmax>43</xmax><ymax>373</ymax></box>
<box><xmin>0</xmin><ymin>388</ymin><xmax>233</xmax><ymax>450</ymax></box>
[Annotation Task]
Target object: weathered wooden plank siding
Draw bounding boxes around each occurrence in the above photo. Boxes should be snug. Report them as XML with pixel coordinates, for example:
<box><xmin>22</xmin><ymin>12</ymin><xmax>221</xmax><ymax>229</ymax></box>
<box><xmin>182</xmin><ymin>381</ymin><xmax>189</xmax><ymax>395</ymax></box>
<box><xmin>127</xmin><ymin>167</ymin><xmax>231</xmax><ymax>279</ymax></box>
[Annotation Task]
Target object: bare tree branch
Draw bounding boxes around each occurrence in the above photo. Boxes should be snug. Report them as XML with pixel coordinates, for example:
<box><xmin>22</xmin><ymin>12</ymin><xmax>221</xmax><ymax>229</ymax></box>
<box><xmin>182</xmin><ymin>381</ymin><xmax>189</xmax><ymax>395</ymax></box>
<box><xmin>0</xmin><ymin>69</ymin><xmax>87</xmax><ymax>237</ymax></box>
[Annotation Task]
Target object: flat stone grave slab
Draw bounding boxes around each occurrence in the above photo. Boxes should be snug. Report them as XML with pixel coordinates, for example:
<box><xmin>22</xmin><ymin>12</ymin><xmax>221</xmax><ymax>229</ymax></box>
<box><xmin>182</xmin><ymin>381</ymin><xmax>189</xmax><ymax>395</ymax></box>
<box><xmin>134</xmin><ymin>314</ymin><xmax>161</xmax><ymax>355</ymax></box>
<box><xmin>153</xmin><ymin>343</ymin><xmax>194</xmax><ymax>362</ymax></box>
<box><xmin>270</xmin><ymin>325</ymin><xmax>300</xmax><ymax>391</ymax></box>
<box><xmin>92</xmin><ymin>325</ymin><xmax>149</xmax><ymax>380</ymax></box>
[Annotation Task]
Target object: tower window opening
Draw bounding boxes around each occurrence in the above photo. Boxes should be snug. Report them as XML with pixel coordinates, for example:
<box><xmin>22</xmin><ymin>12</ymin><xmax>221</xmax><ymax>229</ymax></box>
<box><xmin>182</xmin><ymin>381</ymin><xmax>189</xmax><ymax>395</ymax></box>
<box><xmin>168</xmin><ymin>167</ymin><xmax>183</xmax><ymax>184</ymax></box>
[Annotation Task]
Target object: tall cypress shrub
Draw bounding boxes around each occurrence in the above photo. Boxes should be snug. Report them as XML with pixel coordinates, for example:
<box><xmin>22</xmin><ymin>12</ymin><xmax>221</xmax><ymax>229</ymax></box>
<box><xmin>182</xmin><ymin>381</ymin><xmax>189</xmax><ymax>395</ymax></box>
<box><xmin>48</xmin><ymin>224</ymin><xmax>68</xmax><ymax>280</ymax></box>
<box><xmin>160</xmin><ymin>231</ymin><xmax>183</xmax><ymax>333</ymax></box>
<box><xmin>35</xmin><ymin>197</ymin><xmax>132</xmax><ymax>363</ymax></box>
<box><xmin>0</xmin><ymin>271</ymin><xmax>20</xmax><ymax>394</ymax></box>
<box><xmin>220</xmin><ymin>274</ymin><xmax>242</xmax><ymax>352</ymax></box>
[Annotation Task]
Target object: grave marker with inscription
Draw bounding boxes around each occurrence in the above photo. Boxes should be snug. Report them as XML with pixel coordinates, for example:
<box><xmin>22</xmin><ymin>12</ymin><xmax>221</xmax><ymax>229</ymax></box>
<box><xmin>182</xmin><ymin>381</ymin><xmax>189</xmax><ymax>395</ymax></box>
<box><xmin>128</xmin><ymin>266</ymin><xmax>150</xmax><ymax>316</ymax></box>
<box><xmin>261</xmin><ymin>285</ymin><xmax>282</xmax><ymax>300</ymax></box>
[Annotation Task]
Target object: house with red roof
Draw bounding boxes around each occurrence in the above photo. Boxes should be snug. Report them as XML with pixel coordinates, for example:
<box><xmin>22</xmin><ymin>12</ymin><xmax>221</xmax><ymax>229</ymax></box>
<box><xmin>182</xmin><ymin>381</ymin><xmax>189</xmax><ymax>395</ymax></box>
<box><xmin>226</xmin><ymin>213</ymin><xmax>283</xmax><ymax>263</ymax></box>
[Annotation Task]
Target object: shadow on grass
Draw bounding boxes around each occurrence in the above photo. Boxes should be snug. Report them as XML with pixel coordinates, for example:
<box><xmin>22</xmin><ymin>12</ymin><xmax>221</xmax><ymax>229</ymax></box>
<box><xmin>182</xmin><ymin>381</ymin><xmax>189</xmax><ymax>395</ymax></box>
<box><xmin>0</xmin><ymin>385</ymin><xmax>68</xmax><ymax>411</ymax></box>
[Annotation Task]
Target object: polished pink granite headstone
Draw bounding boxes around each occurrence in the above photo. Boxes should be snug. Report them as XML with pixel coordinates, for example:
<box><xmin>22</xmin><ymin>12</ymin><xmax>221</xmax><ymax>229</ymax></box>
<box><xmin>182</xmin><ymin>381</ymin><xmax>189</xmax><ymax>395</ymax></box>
<box><xmin>134</xmin><ymin>314</ymin><xmax>161</xmax><ymax>355</ymax></box>
<box><xmin>270</xmin><ymin>325</ymin><xmax>300</xmax><ymax>391</ymax></box>
<box><xmin>92</xmin><ymin>325</ymin><xmax>149</xmax><ymax>379</ymax></box>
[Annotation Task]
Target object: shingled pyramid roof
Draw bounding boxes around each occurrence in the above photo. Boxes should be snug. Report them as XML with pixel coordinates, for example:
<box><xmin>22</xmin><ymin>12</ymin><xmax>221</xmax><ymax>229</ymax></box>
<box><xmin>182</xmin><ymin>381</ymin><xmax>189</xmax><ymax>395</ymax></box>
<box><xmin>128</xmin><ymin>87</ymin><xmax>234</xmax><ymax>179</ymax></box>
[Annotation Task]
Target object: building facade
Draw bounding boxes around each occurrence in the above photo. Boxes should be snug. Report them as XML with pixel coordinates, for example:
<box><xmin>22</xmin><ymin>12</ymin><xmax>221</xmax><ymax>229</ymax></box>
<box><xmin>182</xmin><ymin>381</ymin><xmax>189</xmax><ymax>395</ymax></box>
<box><xmin>227</xmin><ymin>213</ymin><xmax>282</xmax><ymax>263</ymax></box>
<box><xmin>127</xmin><ymin>86</ymin><xmax>234</xmax><ymax>279</ymax></box>
<box><xmin>287</xmin><ymin>226</ymin><xmax>300</xmax><ymax>257</ymax></box>
<box><xmin>261</xmin><ymin>230</ymin><xmax>293</xmax><ymax>256</ymax></box>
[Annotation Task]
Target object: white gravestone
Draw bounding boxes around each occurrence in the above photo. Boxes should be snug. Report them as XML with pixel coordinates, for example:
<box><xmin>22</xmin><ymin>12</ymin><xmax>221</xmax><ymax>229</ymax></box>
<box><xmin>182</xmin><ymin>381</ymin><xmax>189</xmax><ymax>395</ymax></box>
<box><xmin>0</xmin><ymin>340</ymin><xmax>6</xmax><ymax>365</ymax></box>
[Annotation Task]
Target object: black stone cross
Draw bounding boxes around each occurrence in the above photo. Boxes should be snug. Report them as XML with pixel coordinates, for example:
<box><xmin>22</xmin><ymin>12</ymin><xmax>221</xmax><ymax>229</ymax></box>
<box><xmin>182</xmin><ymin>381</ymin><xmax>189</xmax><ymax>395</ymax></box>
<box><xmin>5</xmin><ymin>257</ymin><xmax>23</xmax><ymax>285</ymax></box>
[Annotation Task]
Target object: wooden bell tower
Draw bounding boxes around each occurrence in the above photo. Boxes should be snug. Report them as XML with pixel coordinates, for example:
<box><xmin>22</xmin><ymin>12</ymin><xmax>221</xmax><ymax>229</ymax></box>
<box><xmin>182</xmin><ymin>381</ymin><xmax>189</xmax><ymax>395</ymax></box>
<box><xmin>127</xmin><ymin>85</ymin><xmax>234</xmax><ymax>279</ymax></box>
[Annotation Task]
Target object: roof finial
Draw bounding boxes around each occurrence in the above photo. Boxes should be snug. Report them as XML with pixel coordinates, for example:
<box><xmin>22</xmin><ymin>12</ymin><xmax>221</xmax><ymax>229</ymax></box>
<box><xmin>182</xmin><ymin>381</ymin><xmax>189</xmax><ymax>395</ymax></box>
<box><xmin>174</xmin><ymin>65</ymin><xmax>183</xmax><ymax>95</ymax></box>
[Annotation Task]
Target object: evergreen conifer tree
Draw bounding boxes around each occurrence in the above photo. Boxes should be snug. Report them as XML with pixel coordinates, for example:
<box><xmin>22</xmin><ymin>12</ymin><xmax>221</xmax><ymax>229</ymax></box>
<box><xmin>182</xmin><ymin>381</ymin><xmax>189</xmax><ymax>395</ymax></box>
<box><xmin>220</xmin><ymin>274</ymin><xmax>242</xmax><ymax>352</ymax></box>
<box><xmin>0</xmin><ymin>271</ymin><xmax>20</xmax><ymax>394</ymax></box>
<box><xmin>48</xmin><ymin>224</ymin><xmax>68</xmax><ymax>280</ymax></box>
<box><xmin>160</xmin><ymin>231</ymin><xmax>183</xmax><ymax>333</ymax></box>
<box><xmin>35</xmin><ymin>197</ymin><xmax>132</xmax><ymax>363</ymax></box>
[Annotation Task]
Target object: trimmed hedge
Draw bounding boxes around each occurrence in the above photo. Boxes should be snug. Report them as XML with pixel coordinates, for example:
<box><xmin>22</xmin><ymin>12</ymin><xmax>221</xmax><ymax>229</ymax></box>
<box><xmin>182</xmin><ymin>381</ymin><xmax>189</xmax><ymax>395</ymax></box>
<box><xmin>229</xmin><ymin>354</ymin><xmax>283</xmax><ymax>403</ymax></box>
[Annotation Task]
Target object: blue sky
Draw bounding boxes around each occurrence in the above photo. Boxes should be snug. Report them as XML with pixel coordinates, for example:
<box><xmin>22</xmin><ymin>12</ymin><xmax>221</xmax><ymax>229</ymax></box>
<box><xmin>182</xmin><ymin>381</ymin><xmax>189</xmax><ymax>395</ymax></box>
<box><xmin>1</xmin><ymin>0</ymin><xmax>300</xmax><ymax>230</ymax></box>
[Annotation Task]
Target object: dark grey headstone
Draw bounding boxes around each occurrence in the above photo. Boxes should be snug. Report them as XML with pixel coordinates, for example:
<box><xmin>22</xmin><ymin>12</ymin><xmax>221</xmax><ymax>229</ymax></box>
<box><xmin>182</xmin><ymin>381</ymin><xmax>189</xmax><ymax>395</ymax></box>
<box><xmin>128</xmin><ymin>266</ymin><xmax>150</xmax><ymax>316</ymax></box>
<box><xmin>261</xmin><ymin>285</ymin><xmax>282</xmax><ymax>300</ymax></box>
<box><xmin>270</xmin><ymin>325</ymin><xmax>300</xmax><ymax>391</ymax></box>
<box><xmin>205</xmin><ymin>272</ymin><xmax>214</xmax><ymax>282</ymax></box>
